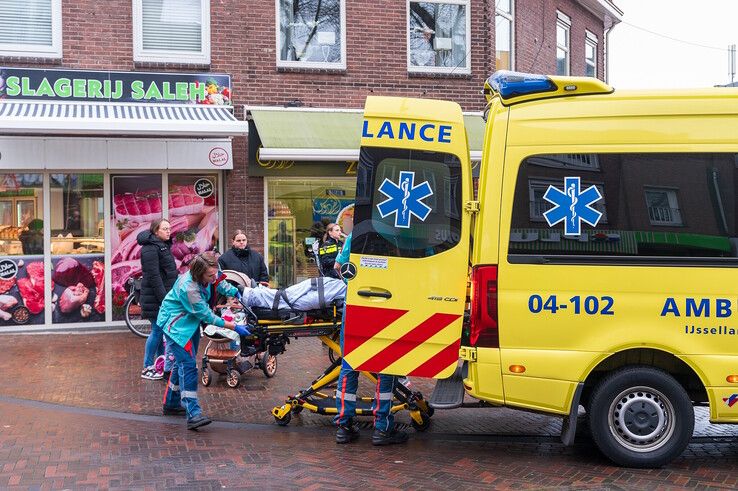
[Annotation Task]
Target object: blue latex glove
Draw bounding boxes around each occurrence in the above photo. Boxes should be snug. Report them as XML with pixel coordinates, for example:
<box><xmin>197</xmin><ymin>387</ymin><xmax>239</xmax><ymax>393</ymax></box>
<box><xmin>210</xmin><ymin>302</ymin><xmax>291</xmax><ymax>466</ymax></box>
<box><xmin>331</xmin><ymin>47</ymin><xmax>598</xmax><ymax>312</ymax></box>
<box><xmin>234</xmin><ymin>324</ymin><xmax>250</xmax><ymax>336</ymax></box>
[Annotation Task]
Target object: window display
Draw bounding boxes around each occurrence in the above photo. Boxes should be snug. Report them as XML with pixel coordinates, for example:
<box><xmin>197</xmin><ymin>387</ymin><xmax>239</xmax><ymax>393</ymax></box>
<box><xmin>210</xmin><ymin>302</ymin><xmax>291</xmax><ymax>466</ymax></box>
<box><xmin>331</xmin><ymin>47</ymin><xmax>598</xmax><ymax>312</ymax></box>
<box><xmin>50</xmin><ymin>174</ymin><xmax>104</xmax><ymax>324</ymax></box>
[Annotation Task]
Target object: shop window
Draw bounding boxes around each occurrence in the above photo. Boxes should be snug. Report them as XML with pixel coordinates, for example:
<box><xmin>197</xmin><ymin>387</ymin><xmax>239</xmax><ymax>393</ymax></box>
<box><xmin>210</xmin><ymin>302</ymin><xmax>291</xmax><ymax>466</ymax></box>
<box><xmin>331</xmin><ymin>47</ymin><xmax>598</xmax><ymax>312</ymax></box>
<box><xmin>168</xmin><ymin>173</ymin><xmax>220</xmax><ymax>261</ymax></box>
<box><xmin>0</xmin><ymin>0</ymin><xmax>62</xmax><ymax>58</ymax></box>
<box><xmin>133</xmin><ymin>0</ymin><xmax>211</xmax><ymax>64</ymax></box>
<box><xmin>267</xmin><ymin>178</ymin><xmax>355</xmax><ymax>287</ymax></box>
<box><xmin>110</xmin><ymin>174</ymin><xmax>163</xmax><ymax>320</ymax></box>
<box><xmin>50</xmin><ymin>174</ymin><xmax>104</xmax><ymax>325</ymax></box>
<box><xmin>0</xmin><ymin>174</ymin><xmax>44</xmax><ymax>327</ymax></box>
<box><xmin>495</xmin><ymin>0</ymin><xmax>513</xmax><ymax>71</ymax></box>
<box><xmin>556</xmin><ymin>11</ymin><xmax>570</xmax><ymax>76</ymax></box>
<box><xmin>408</xmin><ymin>0</ymin><xmax>470</xmax><ymax>74</ymax></box>
<box><xmin>585</xmin><ymin>31</ymin><xmax>597</xmax><ymax>78</ymax></box>
<box><xmin>277</xmin><ymin>0</ymin><xmax>346</xmax><ymax>69</ymax></box>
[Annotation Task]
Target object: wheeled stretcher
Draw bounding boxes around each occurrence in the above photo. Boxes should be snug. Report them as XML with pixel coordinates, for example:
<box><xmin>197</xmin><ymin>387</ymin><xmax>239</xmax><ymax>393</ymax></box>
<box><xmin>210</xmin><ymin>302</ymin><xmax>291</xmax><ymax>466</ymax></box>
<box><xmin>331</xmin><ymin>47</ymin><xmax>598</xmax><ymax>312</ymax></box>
<box><xmin>219</xmin><ymin>270</ymin><xmax>433</xmax><ymax>430</ymax></box>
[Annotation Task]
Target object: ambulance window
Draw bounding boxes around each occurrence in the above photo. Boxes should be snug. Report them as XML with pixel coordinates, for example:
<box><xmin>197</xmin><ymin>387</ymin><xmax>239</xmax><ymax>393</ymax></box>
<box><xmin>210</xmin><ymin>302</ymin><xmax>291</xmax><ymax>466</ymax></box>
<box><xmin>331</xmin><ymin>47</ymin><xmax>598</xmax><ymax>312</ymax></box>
<box><xmin>509</xmin><ymin>153</ymin><xmax>738</xmax><ymax>265</ymax></box>
<box><xmin>352</xmin><ymin>146</ymin><xmax>462</xmax><ymax>258</ymax></box>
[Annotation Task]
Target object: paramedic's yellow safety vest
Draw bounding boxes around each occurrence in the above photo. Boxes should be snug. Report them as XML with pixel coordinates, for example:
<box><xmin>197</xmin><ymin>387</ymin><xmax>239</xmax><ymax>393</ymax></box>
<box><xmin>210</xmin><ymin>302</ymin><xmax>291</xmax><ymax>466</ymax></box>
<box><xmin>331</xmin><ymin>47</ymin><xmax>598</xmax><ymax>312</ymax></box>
<box><xmin>318</xmin><ymin>244</ymin><xmax>339</xmax><ymax>256</ymax></box>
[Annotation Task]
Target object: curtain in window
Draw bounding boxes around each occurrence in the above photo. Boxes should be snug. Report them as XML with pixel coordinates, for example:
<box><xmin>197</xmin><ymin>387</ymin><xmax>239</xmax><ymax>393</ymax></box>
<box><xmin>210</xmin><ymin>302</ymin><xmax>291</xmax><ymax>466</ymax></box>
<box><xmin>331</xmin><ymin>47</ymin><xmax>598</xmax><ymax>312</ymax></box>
<box><xmin>142</xmin><ymin>0</ymin><xmax>202</xmax><ymax>52</ymax></box>
<box><xmin>409</xmin><ymin>2</ymin><xmax>467</xmax><ymax>69</ymax></box>
<box><xmin>0</xmin><ymin>0</ymin><xmax>52</xmax><ymax>46</ymax></box>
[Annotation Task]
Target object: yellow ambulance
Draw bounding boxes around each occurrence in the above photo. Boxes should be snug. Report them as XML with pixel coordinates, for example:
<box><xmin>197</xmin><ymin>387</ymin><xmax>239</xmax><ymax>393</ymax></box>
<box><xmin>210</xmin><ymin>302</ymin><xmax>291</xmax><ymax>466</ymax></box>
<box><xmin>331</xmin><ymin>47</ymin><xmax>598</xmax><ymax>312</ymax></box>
<box><xmin>342</xmin><ymin>71</ymin><xmax>738</xmax><ymax>468</ymax></box>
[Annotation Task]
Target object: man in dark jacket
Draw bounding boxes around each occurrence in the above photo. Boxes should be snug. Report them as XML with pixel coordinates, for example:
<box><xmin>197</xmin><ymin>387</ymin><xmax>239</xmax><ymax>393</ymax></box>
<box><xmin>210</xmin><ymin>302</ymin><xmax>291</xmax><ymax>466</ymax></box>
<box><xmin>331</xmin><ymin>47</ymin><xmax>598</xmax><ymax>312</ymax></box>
<box><xmin>218</xmin><ymin>229</ymin><xmax>269</xmax><ymax>284</ymax></box>
<box><xmin>138</xmin><ymin>219</ymin><xmax>179</xmax><ymax>380</ymax></box>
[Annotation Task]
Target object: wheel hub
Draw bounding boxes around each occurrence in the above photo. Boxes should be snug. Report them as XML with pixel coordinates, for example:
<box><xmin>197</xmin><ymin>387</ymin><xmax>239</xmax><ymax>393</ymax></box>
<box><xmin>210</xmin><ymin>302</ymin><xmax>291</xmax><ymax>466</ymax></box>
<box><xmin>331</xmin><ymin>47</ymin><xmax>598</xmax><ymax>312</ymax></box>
<box><xmin>609</xmin><ymin>387</ymin><xmax>673</xmax><ymax>452</ymax></box>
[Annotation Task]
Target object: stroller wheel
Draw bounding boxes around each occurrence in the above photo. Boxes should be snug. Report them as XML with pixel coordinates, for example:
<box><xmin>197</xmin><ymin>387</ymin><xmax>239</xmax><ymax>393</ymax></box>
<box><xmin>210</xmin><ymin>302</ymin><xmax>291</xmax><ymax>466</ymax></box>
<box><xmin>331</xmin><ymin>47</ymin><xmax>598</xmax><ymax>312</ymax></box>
<box><xmin>410</xmin><ymin>411</ymin><xmax>432</xmax><ymax>432</ymax></box>
<box><xmin>274</xmin><ymin>412</ymin><xmax>291</xmax><ymax>426</ymax></box>
<box><xmin>226</xmin><ymin>369</ymin><xmax>241</xmax><ymax>388</ymax></box>
<box><xmin>201</xmin><ymin>367</ymin><xmax>214</xmax><ymax>387</ymax></box>
<box><xmin>261</xmin><ymin>353</ymin><xmax>277</xmax><ymax>378</ymax></box>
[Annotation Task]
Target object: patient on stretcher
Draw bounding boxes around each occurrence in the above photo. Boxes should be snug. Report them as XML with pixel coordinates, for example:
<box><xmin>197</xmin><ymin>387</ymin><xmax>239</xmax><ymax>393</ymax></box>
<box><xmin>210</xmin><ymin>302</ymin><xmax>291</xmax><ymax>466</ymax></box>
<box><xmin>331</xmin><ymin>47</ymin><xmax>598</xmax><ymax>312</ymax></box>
<box><xmin>239</xmin><ymin>276</ymin><xmax>346</xmax><ymax>313</ymax></box>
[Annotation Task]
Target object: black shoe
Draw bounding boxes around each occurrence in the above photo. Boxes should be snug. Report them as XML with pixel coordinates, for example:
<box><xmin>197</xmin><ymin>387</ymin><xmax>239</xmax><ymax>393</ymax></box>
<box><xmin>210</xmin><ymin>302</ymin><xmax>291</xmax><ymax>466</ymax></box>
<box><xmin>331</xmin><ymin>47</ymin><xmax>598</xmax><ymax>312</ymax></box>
<box><xmin>372</xmin><ymin>428</ymin><xmax>409</xmax><ymax>446</ymax></box>
<box><xmin>335</xmin><ymin>421</ymin><xmax>360</xmax><ymax>444</ymax></box>
<box><xmin>162</xmin><ymin>405</ymin><xmax>186</xmax><ymax>416</ymax></box>
<box><xmin>187</xmin><ymin>415</ymin><xmax>212</xmax><ymax>430</ymax></box>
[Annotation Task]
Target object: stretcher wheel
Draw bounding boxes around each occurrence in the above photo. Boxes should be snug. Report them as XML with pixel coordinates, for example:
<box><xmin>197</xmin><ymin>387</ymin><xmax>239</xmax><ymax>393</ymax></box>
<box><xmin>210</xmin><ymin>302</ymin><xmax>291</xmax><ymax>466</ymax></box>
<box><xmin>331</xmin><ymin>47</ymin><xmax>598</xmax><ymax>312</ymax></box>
<box><xmin>291</xmin><ymin>405</ymin><xmax>303</xmax><ymax>415</ymax></box>
<box><xmin>275</xmin><ymin>412</ymin><xmax>291</xmax><ymax>426</ymax></box>
<box><xmin>261</xmin><ymin>353</ymin><xmax>277</xmax><ymax>378</ymax></box>
<box><xmin>201</xmin><ymin>367</ymin><xmax>214</xmax><ymax>387</ymax></box>
<box><xmin>226</xmin><ymin>369</ymin><xmax>241</xmax><ymax>388</ymax></box>
<box><xmin>411</xmin><ymin>411</ymin><xmax>431</xmax><ymax>432</ymax></box>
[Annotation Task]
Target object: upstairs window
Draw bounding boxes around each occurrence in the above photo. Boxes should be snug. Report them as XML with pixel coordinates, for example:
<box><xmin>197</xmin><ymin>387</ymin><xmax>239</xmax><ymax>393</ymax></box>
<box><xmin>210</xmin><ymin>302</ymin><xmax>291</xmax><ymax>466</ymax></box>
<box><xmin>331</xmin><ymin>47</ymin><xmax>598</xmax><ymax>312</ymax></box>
<box><xmin>133</xmin><ymin>0</ymin><xmax>211</xmax><ymax>64</ymax></box>
<box><xmin>0</xmin><ymin>0</ymin><xmax>62</xmax><ymax>58</ymax></box>
<box><xmin>277</xmin><ymin>0</ymin><xmax>346</xmax><ymax>69</ymax></box>
<box><xmin>408</xmin><ymin>0</ymin><xmax>471</xmax><ymax>74</ymax></box>
<box><xmin>585</xmin><ymin>31</ymin><xmax>597</xmax><ymax>77</ymax></box>
<box><xmin>645</xmin><ymin>188</ymin><xmax>683</xmax><ymax>226</ymax></box>
<box><xmin>556</xmin><ymin>11</ymin><xmax>570</xmax><ymax>76</ymax></box>
<box><xmin>495</xmin><ymin>0</ymin><xmax>514</xmax><ymax>70</ymax></box>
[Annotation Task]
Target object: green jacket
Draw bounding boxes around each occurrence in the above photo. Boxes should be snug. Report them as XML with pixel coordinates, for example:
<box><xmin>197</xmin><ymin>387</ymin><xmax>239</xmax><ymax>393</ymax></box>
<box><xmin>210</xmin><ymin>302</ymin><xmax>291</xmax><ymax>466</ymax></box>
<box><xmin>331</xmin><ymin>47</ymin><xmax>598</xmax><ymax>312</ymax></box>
<box><xmin>157</xmin><ymin>270</ymin><xmax>238</xmax><ymax>347</ymax></box>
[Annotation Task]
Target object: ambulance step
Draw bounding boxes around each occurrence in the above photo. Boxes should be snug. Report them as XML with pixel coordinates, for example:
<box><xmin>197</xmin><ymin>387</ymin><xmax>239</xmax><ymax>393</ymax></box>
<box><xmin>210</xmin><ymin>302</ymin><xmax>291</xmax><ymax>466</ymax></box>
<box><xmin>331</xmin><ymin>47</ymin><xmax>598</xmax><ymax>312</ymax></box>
<box><xmin>429</xmin><ymin>363</ymin><xmax>467</xmax><ymax>409</ymax></box>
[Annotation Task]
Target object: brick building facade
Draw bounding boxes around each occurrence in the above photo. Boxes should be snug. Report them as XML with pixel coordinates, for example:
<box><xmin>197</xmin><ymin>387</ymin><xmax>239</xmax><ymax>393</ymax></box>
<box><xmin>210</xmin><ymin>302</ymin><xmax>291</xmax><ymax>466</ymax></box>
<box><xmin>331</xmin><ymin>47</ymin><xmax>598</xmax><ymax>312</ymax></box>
<box><xmin>0</xmin><ymin>0</ymin><xmax>621</xmax><ymax>330</ymax></box>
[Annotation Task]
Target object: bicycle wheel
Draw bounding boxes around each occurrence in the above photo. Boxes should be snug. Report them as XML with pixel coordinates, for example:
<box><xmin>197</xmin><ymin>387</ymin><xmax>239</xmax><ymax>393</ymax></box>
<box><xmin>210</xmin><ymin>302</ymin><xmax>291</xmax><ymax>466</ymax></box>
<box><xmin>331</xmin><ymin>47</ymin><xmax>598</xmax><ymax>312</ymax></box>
<box><xmin>124</xmin><ymin>294</ymin><xmax>151</xmax><ymax>338</ymax></box>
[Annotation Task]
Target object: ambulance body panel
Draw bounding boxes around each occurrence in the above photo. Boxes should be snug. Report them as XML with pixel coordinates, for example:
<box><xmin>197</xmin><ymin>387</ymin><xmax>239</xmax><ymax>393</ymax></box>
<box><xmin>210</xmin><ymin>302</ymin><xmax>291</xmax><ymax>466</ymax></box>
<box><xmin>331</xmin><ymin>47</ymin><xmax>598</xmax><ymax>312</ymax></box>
<box><xmin>346</xmin><ymin>72</ymin><xmax>738</xmax><ymax>467</ymax></box>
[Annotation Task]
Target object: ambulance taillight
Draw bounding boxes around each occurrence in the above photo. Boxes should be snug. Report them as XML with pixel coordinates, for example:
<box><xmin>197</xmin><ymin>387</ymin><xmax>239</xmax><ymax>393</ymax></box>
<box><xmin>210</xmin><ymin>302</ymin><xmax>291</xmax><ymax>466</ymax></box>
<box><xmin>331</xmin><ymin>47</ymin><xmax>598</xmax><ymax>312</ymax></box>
<box><xmin>469</xmin><ymin>265</ymin><xmax>499</xmax><ymax>348</ymax></box>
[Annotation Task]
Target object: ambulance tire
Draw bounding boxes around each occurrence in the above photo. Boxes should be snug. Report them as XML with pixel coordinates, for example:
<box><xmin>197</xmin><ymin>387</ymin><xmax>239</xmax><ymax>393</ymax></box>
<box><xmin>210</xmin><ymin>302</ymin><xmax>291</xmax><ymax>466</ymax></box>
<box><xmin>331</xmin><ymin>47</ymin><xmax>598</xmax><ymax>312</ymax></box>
<box><xmin>589</xmin><ymin>366</ymin><xmax>693</xmax><ymax>468</ymax></box>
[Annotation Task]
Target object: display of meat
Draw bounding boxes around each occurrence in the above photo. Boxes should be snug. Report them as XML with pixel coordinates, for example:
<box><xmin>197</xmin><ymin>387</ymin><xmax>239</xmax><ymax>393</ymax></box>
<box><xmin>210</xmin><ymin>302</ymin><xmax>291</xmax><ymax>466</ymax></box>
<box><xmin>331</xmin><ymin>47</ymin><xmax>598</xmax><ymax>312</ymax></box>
<box><xmin>169</xmin><ymin>185</ymin><xmax>205</xmax><ymax>216</ymax></box>
<box><xmin>52</xmin><ymin>257</ymin><xmax>95</xmax><ymax>288</ymax></box>
<box><xmin>193</xmin><ymin>209</ymin><xmax>219</xmax><ymax>254</ymax></box>
<box><xmin>111</xmin><ymin>221</ymin><xmax>150</xmax><ymax>264</ymax></box>
<box><xmin>0</xmin><ymin>295</ymin><xmax>18</xmax><ymax>310</ymax></box>
<box><xmin>114</xmin><ymin>190</ymin><xmax>162</xmax><ymax>224</ymax></box>
<box><xmin>17</xmin><ymin>261</ymin><xmax>45</xmax><ymax>315</ymax></box>
<box><xmin>59</xmin><ymin>283</ymin><xmax>90</xmax><ymax>314</ymax></box>
<box><xmin>0</xmin><ymin>277</ymin><xmax>16</xmax><ymax>295</ymax></box>
<box><xmin>111</xmin><ymin>260</ymin><xmax>142</xmax><ymax>295</ymax></box>
<box><xmin>91</xmin><ymin>260</ymin><xmax>105</xmax><ymax>314</ymax></box>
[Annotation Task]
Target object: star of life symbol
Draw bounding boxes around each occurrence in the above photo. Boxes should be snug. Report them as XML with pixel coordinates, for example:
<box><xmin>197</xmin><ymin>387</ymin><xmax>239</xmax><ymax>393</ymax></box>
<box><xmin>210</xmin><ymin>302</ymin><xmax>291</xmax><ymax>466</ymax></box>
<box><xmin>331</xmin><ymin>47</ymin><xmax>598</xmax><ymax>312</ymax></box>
<box><xmin>543</xmin><ymin>176</ymin><xmax>603</xmax><ymax>236</ymax></box>
<box><xmin>376</xmin><ymin>171</ymin><xmax>433</xmax><ymax>228</ymax></box>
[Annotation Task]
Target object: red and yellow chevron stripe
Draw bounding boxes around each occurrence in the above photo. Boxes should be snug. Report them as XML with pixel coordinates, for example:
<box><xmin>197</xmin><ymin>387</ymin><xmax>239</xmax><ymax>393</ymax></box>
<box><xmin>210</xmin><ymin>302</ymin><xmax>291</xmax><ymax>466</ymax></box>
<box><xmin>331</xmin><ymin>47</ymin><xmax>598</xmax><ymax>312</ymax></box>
<box><xmin>343</xmin><ymin>305</ymin><xmax>461</xmax><ymax>378</ymax></box>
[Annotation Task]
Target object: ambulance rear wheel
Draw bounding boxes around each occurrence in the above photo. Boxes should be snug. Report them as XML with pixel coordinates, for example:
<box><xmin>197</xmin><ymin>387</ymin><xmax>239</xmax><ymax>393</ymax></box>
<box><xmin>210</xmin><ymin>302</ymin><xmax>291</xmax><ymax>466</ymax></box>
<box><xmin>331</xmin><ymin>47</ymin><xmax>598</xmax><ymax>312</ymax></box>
<box><xmin>275</xmin><ymin>412</ymin><xmax>291</xmax><ymax>426</ymax></box>
<box><xmin>588</xmin><ymin>366</ymin><xmax>693</xmax><ymax>468</ymax></box>
<box><xmin>226</xmin><ymin>369</ymin><xmax>241</xmax><ymax>388</ymax></box>
<box><xmin>411</xmin><ymin>411</ymin><xmax>431</xmax><ymax>432</ymax></box>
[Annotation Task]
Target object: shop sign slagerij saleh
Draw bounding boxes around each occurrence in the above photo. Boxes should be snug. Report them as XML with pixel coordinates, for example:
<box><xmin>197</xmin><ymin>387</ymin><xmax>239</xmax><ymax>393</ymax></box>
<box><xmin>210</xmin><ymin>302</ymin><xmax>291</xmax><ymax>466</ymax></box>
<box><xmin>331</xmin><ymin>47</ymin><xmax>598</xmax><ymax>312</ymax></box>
<box><xmin>0</xmin><ymin>67</ymin><xmax>231</xmax><ymax>105</ymax></box>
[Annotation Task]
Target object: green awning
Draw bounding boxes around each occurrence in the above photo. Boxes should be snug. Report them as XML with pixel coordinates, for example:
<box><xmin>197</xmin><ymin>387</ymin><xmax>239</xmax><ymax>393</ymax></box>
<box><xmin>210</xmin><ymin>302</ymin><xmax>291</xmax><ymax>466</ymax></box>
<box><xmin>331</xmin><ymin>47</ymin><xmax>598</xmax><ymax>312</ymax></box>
<box><xmin>249</xmin><ymin>108</ymin><xmax>484</xmax><ymax>162</ymax></box>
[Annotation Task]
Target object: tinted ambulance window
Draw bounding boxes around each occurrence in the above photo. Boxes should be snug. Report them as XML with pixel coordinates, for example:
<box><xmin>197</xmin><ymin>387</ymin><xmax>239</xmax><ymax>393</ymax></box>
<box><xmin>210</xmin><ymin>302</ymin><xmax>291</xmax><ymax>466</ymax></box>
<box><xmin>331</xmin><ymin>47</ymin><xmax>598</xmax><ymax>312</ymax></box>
<box><xmin>509</xmin><ymin>153</ymin><xmax>738</xmax><ymax>264</ymax></box>
<box><xmin>352</xmin><ymin>146</ymin><xmax>462</xmax><ymax>258</ymax></box>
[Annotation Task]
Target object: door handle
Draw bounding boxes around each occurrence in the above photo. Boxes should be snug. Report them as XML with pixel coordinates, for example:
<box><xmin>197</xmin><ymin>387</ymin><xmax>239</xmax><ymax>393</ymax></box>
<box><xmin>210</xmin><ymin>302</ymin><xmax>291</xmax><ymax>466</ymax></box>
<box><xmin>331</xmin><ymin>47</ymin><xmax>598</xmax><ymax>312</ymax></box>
<box><xmin>357</xmin><ymin>290</ymin><xmax>392</xmax><ymax>299</ymax></box>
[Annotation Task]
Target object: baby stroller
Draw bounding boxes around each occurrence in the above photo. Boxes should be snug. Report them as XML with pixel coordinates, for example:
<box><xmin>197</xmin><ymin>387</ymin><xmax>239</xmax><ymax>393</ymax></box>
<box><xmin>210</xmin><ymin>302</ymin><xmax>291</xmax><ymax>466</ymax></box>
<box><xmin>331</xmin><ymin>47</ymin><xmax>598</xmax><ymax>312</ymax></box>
<box><xmin>200</xmin><ymin>270</ymin><xmax>278</xmax><ymax>388</ymax></box>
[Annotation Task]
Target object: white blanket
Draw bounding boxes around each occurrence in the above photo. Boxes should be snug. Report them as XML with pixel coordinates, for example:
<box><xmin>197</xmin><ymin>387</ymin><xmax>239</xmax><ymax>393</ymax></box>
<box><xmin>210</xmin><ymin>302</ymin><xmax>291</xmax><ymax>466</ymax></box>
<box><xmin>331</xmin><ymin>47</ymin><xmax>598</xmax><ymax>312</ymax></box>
<box><xmin>242</xmin><ymin>277</ymin><xmax>346</xmax><ymax>311</ymax></box>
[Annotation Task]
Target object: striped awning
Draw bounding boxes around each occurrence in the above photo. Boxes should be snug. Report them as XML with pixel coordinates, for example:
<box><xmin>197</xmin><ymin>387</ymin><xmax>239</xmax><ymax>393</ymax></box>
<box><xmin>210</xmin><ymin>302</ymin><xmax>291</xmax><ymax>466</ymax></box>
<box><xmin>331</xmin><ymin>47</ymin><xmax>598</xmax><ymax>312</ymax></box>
<box><xmin>0</xmin><ymin>100</ymin><xmax>248</xmax><ymax>137</ymax></box>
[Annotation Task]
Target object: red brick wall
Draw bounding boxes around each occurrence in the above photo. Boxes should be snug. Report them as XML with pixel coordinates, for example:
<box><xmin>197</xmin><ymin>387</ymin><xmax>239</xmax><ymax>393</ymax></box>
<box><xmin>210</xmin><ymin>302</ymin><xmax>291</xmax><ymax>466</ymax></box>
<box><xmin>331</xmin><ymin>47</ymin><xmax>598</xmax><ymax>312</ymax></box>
<box><xmin>0</xmin><ymin>0</ymin><xmax>610</xmax><ymax>252</ymax></box>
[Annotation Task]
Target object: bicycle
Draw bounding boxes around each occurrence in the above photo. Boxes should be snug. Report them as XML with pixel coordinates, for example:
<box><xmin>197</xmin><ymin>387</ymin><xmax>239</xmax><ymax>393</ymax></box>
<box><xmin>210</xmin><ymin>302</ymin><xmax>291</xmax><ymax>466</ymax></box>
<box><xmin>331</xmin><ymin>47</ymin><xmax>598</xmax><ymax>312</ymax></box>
<box><xmin>124</xmin><ymin>275</ymin><xmax>152</xmax><ymax>338</ymax></box>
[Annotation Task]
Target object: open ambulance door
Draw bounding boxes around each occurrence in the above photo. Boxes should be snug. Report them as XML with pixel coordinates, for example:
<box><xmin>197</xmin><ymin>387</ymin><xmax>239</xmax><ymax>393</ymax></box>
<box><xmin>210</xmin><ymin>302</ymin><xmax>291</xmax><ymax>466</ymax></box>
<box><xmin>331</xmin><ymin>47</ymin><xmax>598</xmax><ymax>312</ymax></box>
<box><xmin>341</xmin><ymin>96</ymin><xmax>473</xmax><ymax>379</ymax></box>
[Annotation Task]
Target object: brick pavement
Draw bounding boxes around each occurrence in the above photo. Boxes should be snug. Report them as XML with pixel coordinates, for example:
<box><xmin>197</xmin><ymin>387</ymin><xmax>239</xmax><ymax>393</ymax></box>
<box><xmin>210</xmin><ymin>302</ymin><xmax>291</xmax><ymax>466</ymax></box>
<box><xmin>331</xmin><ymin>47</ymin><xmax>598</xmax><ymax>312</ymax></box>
<box><xmin>2</xmin><ymin>332</ymin><xmax>738</xmax><ymax>489</ymax></box>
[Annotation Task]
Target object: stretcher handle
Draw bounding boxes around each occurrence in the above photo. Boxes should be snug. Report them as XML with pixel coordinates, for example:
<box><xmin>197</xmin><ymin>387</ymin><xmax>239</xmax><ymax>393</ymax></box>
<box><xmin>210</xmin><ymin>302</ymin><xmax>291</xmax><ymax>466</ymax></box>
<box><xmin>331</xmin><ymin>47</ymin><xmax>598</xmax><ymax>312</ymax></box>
<box><xmin>357</xmin><ymin>290</ymin><xmax>392</xmax><ymax>299</ymax></box>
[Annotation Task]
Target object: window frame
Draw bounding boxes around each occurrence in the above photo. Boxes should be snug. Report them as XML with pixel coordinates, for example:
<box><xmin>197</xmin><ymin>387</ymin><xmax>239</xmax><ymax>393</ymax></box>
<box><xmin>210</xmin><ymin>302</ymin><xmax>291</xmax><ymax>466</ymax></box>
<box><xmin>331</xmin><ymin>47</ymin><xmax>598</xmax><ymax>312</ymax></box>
<box><xmin>132</xmin><ymin>0</ymin><xmax>211</xmax><ymax>65</ymax></box>
<box><xmin>644</xmin><ymin>187</ymin><xmax>683</xmax><ymax>226</ymax></box>
<box><xmin>585</xmin><ymin>30</ymin><xmax>598</xmax><ymax>78</ymax></box>
<box><xmin>275</xmin><ymin>0</ymin><xmax>347</xmax><ymax>70</ymax></box>
<box><xmin>495</xmin><ymin>0</ymin><xmax>514</xmax><ymax>71</ymax></box>
<box><xmin>407</xmin><ymin>0</ymin><xmax>472</xmax><ymax>75</ymax></box>
<box><xmin>555</xmin><ymin>11</ymin><xmax>571</xmax><ymax>76</ymax></box>
<box><xmin>0</xmin><ymin>0</ymin><xmax>62</xmax><ymax>59</ymax></box>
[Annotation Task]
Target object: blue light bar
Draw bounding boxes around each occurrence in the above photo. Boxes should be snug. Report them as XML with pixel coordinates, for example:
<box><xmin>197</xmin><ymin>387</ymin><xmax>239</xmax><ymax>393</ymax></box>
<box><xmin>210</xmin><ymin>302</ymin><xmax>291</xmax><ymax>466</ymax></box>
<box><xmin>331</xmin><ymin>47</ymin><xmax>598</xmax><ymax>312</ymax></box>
<box><xmin>487</xmin><ymin>71</ymin><xmax>557</xmax><ymax>100</ymax></box>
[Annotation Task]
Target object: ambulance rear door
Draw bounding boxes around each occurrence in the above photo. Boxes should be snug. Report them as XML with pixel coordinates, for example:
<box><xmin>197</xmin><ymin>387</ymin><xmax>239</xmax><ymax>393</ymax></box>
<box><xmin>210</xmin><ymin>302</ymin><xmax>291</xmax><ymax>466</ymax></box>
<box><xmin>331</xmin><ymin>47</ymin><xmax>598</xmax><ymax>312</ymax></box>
<box><xmin>342</xmin><ymin>96</ymin><xmax>473</xmax><ymax>379</ymax></box>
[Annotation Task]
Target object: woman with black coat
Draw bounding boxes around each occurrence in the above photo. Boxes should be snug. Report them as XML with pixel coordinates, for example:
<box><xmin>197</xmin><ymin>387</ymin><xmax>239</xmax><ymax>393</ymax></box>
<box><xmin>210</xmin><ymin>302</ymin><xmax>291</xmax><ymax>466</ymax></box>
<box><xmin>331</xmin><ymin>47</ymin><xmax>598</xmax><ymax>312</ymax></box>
<box><xmin>218</xmin><ymin>230</ymin><xmax>270</xmax><ymax>284</ymax></box>
<box><xmin>138</xmin><ymin>218</ymin><xmax>179</xmax><ymax>380</ymax></box>
<box><xmin>317</xmin><ymin>223</ymin><xmax>345</xmax><ymax>279</ymax></box>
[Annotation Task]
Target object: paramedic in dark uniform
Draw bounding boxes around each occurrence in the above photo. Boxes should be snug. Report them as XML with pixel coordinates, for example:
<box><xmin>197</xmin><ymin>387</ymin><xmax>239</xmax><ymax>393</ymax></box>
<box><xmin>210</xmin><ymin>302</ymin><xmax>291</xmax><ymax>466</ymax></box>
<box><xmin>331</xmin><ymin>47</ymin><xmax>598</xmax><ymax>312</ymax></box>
<box><xmin>317</xmin><ymin>223</ymin><xmax>344</xmax><ymax>278</ymax></box>
<box><xmin>333</xmin><ymin>233</ymin><xmax>409</xmax><ymax>445</ymax></box>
